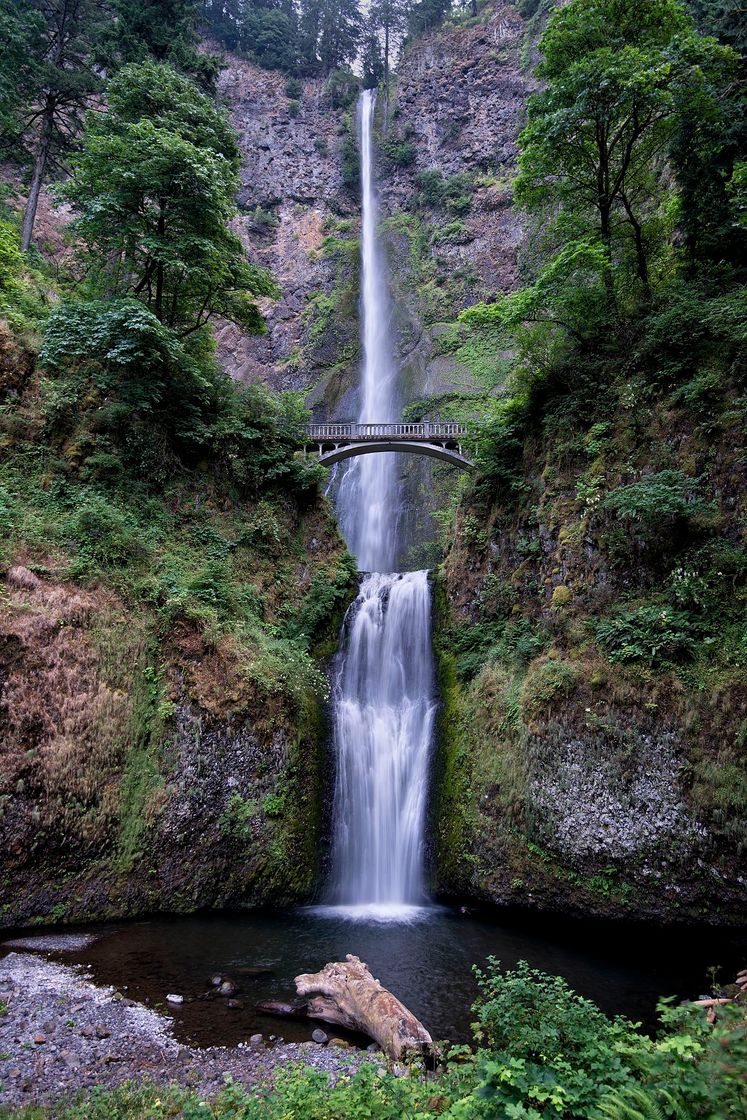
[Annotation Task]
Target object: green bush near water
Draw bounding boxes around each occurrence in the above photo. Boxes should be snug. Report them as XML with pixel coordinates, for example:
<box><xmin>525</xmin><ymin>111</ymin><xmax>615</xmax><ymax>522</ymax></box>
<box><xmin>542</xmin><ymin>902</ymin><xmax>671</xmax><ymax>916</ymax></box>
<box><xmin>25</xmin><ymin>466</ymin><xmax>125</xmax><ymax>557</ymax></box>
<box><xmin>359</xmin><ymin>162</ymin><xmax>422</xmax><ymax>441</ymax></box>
<box><xmin>2</xmin><ymin>960</ymin><xmax>744</xmax><ymax>1120</ymax></box>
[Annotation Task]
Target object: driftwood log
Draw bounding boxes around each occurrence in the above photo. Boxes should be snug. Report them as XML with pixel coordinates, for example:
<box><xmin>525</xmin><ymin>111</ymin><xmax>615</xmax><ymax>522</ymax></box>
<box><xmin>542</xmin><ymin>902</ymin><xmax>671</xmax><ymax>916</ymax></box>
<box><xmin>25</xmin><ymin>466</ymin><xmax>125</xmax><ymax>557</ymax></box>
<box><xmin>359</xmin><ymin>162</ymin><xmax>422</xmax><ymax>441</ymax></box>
<box><xmin>294</xmin><ymin>954</ymin><xmax>433</xmax><ymax>1061</ymax></box>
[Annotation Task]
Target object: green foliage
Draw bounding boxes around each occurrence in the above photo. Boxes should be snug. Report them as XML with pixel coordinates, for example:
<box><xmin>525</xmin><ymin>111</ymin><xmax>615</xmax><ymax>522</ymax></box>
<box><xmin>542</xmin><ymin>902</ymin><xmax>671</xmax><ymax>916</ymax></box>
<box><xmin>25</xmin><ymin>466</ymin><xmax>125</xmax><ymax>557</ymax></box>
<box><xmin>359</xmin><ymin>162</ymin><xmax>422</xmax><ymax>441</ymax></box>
<box><xmin>416</xmin><ymin>169</ymin><xmax>474</xmax><ymax>209</ymax></box>
<box><xmin>219</xmin><ymin>792</ymin><xmax>259</xmax><ymax>840</ymax></box>
<box><xmin>102</xmin><ymin>0</ymin><xmax>217</xmax><ymax>87</ymax></box>
<box><xmin>340</xmin><ymin>112</ymin><xmax>361</xmax><ymax>187</ymax></box>
<box><xmin>432</xmin><ymin>220</ymin><xmax>472</xmax><ymax>245</ymax></box>
<box><xmin>326</xmin><ymin>67</ymin><xmax>360</xmax><ymax>109</ymax></box>
<box><xmin>596</xmin><ymin>605</ymin><xmax>699</xmax><ymax>665</ymax></box>
<box><xmin>62</xmin><ymin>61</ymin><xmax>276</xmax><ymax>338</ymax></box>
<box><xmin>381</xmin><ymin>137</ymin><xmax>416</xmax><ymax>166</ymax></box>
<box><xmin>520</xmin><ymin>657</ymin><xmax>582</xmax><ymax>720</ymax></box>
<box><xmin>284</xmin><ymin>77</ymin><xmax>303</xmax><ymax>99</ymax></box>
<box><xmin>600</xmin><ymin>470</ymin><xmax>716</xmax><ymax>556</ymax></box>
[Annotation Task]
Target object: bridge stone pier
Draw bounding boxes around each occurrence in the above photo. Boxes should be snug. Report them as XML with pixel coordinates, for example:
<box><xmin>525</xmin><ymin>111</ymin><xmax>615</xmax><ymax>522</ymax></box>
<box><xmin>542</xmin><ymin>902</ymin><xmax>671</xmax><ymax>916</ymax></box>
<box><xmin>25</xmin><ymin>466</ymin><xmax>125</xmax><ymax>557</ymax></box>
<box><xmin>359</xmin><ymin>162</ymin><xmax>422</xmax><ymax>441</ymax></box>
<box><xmin>304</xmin><ymin>422</ymin><xmax>474</xmax><ymax>469</ymax></box>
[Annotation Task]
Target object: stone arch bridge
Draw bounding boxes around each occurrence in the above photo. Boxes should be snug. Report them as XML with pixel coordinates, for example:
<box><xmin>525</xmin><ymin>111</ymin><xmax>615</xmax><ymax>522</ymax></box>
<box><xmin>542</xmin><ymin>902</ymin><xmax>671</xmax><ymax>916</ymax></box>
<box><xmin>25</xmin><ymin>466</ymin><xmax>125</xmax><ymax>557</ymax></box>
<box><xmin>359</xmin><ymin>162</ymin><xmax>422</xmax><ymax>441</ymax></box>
<box><xmin>304</xmin><ymin>422</ymin><xmax>473</xmax><ymax>469</ymax></box>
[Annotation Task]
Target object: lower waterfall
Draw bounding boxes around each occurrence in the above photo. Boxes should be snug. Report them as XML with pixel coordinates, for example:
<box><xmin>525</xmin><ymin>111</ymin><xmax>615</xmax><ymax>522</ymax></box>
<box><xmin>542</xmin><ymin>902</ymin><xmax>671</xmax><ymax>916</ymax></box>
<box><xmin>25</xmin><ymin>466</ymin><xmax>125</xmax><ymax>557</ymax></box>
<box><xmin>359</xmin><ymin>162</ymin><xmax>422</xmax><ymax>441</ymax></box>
<box><xmin>326</xmin><ymin>571</ymin><xmax>436</xmax><ymax>918</ymax></box>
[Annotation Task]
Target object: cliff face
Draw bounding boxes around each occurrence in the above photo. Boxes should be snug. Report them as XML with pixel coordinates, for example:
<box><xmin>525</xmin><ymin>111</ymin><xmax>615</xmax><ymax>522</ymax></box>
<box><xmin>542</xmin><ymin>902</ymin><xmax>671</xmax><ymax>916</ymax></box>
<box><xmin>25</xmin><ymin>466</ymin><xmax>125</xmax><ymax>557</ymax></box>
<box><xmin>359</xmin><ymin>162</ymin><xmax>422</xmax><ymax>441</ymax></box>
<box><xmin>212</xmin><ymin>59</ymin><xmax>363</xmax><ymax>415</ymax></box>
<box><xmin>432</xmin><ymin>356</ymin><xmax>747</xmax><ymax>926</ymax></box>
<box><xmin>0</xmin><ymin>489</ymin><xmax>349</xmax><ymax>927</ymax></box>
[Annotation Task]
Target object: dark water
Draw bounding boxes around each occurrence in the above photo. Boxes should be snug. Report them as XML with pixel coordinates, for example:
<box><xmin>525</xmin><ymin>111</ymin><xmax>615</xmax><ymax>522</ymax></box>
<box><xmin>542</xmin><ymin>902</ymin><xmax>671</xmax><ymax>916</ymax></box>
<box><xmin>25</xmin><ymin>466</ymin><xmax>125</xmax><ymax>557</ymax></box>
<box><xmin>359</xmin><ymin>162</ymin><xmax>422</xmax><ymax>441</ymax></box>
<box><xmin>8</xmin><ymin>906</ymin><xmax>744</xmax><ymax>1048</ymax></box>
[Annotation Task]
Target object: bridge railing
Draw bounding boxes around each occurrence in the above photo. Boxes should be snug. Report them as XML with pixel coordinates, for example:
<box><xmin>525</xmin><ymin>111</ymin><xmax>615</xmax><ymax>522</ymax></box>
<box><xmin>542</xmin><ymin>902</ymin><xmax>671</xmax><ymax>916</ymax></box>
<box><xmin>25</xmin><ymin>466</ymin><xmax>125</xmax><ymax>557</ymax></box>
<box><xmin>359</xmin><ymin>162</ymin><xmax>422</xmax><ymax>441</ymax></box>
<box><xmin>306</xmin><ymin>421</ymin><xmax>468</xmax><ymax>441</ymax></box>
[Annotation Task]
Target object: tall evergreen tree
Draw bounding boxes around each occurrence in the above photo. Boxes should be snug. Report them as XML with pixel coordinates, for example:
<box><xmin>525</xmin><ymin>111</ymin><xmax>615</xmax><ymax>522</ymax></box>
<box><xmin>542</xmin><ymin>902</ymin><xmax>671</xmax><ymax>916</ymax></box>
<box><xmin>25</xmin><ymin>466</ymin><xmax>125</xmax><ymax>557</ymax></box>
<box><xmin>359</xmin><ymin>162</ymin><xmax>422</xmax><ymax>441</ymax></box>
<box><xmin>0</xmin><ymin>0</ymin><xmax>105</xmax><ymax>251</ymax></box>
<box><xmin>299</xmin><ymin>0</ymin><xmax>362</xmax><ymax>72</ymax></box>
<box><xmin>368</xmin><ymin>0</ymin><xmax>410</xmax><ymax>88</ymax></box>
<box><xmin>103</xmin><ymin>0</ymin><xmax>218</xmax><ymax>88</ymax></box>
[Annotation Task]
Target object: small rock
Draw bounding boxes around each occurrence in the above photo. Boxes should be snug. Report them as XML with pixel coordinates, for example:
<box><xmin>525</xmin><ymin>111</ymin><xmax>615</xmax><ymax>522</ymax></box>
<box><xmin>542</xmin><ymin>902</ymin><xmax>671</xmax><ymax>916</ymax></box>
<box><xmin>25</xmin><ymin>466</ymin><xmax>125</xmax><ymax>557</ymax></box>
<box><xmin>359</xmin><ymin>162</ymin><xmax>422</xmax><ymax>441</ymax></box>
<box><xmin>166</xmin><ymin>993</ymin><xmax>184</xmax><ymax>1004</ymax></box>
<box><xmin>366</xmin><ymin>1042</ymin><xmax>381</xmax><ymax>1052</ymax></box>
<box><xmin>185</xmin><ymin>1069</ymin><xmax>200</xmax><ymax>1086</ymax></box>
<box><xmin>33</xmin><ymin>1032</ymin><xmax>47</xmax><ymax>1044</ymax></box>
<box><xmin>95</xmin><ymin>1025</ymin><xmax>111</xmax><ymax>1040</ymax></box>
<box><xmin>329</xmin><ymin>1038</ymin><xmax>349</xmax><ymax>1047</ymax></box>
<box><xmin>226</xmin><ymin>999</ymin><xmax>243</xmax><ymax>1009</ymax></box>
<box><xmin>249</xmin><ymin>1033</ymin><xmax>264</xmax><ymax>1048</ymax></box>
<box><xmin>209</xmin><ymin>975</ymin><xmax>222</xmax><ymax>987</ymax></box>
<box><xmin>218</xmin><ymin>980</ymin><xmax>238</xmax><ymax>997</ymax></box>
<box><xmin>81</xmin><ymin>1026</ymin><xmax>94</xmax><ymax>1039</ymax></box>
<box><xmin>311</xmin><ymin>1028</ymin><xmax>328</xmax><ymax>1044</ymax></box>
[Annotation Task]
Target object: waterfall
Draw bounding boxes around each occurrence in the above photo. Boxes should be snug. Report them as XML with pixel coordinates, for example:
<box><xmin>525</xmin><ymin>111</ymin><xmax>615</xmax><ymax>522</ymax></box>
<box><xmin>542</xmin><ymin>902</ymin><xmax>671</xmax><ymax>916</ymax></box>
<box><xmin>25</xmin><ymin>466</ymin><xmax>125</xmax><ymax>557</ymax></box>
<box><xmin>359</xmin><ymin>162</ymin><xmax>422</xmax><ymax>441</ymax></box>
<box><xmin>327</xmin><ymin>571</ymin><xmax>436</xmax><ymax>916</ymax></box>
<box><xmin>336</xmin><ymin>89</ymin><xmax>399</xmax><ymax>573</ymax></box>
<box><xmin>323</xmin><ymin>89</ymin><xmax>437</xmax><ymax>920</ymax></box>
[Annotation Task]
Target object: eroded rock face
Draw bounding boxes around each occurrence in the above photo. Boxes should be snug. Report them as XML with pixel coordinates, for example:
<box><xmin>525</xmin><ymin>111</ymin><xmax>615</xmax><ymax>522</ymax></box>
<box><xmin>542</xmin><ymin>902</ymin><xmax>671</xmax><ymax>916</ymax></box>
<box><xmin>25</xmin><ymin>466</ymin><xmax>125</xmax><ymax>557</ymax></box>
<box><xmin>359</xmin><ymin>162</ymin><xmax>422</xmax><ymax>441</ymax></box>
<box><xmin>383</xmin><ymin>0</ymin><xmax>529</xmax><ymax>305</ymax></box>
<box><xmin>0</xmin><ymin>542</ymin><xmax>336</xmax><ymax>925</ymax></box>
<box><xmin>215</xmin><ymin>59</ymin><xmax>359</xmax><ymax>391</ymax></box>
<box><xmin>527</xmin><ymin>729</ymin><xmax>705</xmax><ymax>862</ymax></box>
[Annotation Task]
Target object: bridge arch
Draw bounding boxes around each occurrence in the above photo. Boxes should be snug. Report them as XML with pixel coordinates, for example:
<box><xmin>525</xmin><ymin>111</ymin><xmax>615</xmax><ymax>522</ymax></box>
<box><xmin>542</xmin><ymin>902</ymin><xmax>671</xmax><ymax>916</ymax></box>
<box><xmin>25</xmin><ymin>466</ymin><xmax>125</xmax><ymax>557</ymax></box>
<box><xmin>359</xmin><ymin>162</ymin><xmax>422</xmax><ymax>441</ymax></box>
<box><xmin>305</xmin><ymin>421</ymin><xmax>474</xmax><ymax>470</ymax></box>
<box><xmin>317</xmin><ymin>440</ymin><xmax>473</xmax><ymax>469</ymax></box>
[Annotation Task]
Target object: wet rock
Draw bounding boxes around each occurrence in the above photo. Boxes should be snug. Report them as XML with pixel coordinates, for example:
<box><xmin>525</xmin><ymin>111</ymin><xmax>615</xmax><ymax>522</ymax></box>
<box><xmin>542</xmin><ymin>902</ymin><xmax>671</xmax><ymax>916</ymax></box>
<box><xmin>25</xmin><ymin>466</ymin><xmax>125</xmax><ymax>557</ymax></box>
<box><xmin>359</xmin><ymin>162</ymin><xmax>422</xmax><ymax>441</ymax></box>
<box><xmin>311</xmin><ymin>1029</ymin><xmax>328</xmax><ymax>1044</ymax></box>
<box><xmin>209</xmin><ymin>975</ymin><xmax>223</xmax><ymax>988</ymax></box>
<box><xmin>218</xmin><ymin>980</ymin><xmax>239</xmax><ymax>997</ymax></box>
<box><xmin>249</xmin><ymin>1033</ymin><xmax>264</xmax><ymax>1048</ymax></box>
<box><xmin>166</xmin><ymin>993</ymin><xmax>184</xmax><ymax>1004</ymax></box>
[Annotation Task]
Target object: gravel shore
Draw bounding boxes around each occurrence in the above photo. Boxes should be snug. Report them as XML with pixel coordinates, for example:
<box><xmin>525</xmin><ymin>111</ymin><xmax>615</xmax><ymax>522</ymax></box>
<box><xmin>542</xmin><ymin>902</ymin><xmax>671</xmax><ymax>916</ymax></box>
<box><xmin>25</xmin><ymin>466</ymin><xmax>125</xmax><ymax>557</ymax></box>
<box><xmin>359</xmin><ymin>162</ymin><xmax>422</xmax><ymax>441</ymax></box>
<box><xmin>0</xmin><ymin>951</ymin><xmax>364</xmax><ymax>1106</ymax></box>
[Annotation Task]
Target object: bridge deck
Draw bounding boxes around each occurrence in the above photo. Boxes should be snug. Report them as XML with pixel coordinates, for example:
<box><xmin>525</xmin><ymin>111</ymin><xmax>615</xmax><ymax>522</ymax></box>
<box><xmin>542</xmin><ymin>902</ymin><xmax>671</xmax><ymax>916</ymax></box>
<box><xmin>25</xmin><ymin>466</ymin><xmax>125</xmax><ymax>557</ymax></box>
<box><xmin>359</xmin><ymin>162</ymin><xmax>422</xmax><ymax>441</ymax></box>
<box><xmin>306</xmin><ymin>422</ymin><xmax>468</xmax><ymax>443</ymax></box>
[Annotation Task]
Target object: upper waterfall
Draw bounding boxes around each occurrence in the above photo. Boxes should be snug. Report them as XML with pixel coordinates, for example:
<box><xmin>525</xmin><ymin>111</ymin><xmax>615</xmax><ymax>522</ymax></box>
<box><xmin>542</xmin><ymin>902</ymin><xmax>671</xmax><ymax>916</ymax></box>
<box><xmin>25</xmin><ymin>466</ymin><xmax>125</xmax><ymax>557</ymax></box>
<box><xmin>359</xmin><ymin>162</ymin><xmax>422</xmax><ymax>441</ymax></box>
<box><xmin>336</xmin><ymin>89</ymin><xmax>400</xmax><ymax>573</ymax></box>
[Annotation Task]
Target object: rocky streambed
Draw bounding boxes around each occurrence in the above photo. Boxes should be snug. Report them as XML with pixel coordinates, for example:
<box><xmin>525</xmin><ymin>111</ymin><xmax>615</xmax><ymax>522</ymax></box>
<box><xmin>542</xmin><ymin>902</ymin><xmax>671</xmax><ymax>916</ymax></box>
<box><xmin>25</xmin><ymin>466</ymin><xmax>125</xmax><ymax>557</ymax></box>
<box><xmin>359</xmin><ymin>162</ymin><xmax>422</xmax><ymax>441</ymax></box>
<box><xmin>0</xmin><ymin>950</ymin><xmax>363</xmax><ymax>1106</ymax></box>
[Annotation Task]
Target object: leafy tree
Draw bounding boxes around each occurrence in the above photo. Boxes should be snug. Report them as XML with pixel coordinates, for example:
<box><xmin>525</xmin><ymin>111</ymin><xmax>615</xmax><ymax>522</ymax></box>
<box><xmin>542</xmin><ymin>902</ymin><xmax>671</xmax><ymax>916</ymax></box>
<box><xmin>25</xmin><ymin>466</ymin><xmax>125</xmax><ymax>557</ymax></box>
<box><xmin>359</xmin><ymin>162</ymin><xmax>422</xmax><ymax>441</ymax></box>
<box><xmin>0</xmin><ymin>0</ymin><xmax>106</xmax><ymax>251</ymax></box>
<box><xmin>516</xmin><ymin>0</ymin><xmax>738</xmax><ymax>305</ymax></box>
<box><xmin>61</xmin><ymin>61</ymin><xmax>276</xmax><ymax>337</ymax></box>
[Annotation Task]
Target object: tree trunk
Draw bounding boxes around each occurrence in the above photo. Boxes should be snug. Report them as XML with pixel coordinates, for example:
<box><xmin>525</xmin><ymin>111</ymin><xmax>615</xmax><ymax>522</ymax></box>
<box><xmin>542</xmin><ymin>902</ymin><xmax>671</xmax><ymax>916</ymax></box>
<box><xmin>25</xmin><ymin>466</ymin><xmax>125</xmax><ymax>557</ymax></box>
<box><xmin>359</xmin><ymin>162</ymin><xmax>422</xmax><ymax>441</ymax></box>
<box><xmin>620</xmin><ymin>191</ymin><xmax>651</xmax><ymax>302</ymax></box>
<box><xmin>295</xmin><ymin>954</ymin><xmax>433</xmax><ymax>1061</ymax></box>
<box><xmin>599</xmin><ymin>201</ymin><xmax>617</xmax><ymax>311</ymax></box>
<box><xmin>21</xmin><ymin>98</ymin><xmax>55</xmax><ymax>252</ymax></box>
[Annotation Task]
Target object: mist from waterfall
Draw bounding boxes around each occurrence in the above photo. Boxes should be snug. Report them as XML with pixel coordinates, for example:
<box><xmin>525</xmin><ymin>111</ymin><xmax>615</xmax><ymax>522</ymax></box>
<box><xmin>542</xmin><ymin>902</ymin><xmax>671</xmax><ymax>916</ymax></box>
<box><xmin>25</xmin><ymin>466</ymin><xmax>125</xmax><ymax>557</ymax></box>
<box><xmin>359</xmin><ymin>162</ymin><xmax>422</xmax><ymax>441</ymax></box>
<box><xmin>324</xmin><ymin>89</ymin><xmax>437</xmax><ymax>920</ymax></box>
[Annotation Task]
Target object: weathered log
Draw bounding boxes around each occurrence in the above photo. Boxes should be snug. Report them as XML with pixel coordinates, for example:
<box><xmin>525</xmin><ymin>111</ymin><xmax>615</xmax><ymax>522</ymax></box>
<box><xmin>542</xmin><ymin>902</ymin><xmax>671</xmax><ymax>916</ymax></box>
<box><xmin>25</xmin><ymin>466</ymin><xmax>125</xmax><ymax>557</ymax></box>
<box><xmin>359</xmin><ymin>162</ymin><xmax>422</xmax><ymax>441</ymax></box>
<box><xmin>295</xmin><ymin>954</ymin><xmax>433</xmax><ymax>1061</ymax></box>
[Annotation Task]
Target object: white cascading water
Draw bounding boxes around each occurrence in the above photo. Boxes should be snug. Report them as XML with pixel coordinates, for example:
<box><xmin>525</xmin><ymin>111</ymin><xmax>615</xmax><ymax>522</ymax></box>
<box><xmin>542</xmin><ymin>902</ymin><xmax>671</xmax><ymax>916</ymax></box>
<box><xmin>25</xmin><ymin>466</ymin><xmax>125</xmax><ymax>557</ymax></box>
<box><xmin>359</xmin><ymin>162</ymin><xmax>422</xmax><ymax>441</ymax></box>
<box><xmin>325</xmin><ymin>90</ymin><xmax>437</xmax><ymax>920</ymax></box>
<box><xmin>336</xmin><ymin>88</ymin><xmax>399</xmax><ymax>573</ymax></box>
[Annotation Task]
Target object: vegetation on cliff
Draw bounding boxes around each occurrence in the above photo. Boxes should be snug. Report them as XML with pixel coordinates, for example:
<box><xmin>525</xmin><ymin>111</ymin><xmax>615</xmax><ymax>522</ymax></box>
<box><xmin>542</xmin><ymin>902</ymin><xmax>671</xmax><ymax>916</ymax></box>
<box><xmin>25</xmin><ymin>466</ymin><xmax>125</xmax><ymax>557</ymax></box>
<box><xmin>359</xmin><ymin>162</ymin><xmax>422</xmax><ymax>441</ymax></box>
<box><xmin>431</xmin><ymin>0</ymin><xmax>746</xmax><ymax>920</ymax></box>
<box><xmin>0</xmin><ymin>26</ymin><xmax>355</xmax><ymax>924</ymax></box>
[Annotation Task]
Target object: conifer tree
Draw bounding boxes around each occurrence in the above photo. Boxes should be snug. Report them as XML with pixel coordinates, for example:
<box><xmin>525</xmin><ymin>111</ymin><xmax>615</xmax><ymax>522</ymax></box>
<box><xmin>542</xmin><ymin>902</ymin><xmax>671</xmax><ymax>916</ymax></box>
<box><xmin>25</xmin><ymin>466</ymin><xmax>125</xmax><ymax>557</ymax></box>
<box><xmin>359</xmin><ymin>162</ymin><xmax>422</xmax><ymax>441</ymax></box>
<box><xmin>0</xmin><ymin>0</ymin><xmax>105</xmax><ymax>251</ymax></box>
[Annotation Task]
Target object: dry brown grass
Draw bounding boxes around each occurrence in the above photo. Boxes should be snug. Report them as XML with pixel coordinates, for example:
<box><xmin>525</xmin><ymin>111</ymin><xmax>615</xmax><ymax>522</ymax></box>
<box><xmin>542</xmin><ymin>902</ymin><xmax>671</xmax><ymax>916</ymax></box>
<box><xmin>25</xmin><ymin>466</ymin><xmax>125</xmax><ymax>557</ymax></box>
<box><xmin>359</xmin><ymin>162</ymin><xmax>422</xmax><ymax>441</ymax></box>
<box><xmin>0</xmin><ymin>568</ymin><xmax>139</xmax><ymax>848</ymax></box>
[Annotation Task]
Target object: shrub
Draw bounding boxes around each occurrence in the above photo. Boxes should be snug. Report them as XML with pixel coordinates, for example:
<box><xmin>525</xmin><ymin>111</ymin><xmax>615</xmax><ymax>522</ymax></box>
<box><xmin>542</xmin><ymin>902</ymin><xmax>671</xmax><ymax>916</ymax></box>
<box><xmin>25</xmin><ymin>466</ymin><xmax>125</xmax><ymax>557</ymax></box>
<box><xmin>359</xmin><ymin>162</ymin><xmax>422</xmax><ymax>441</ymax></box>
<box><xmin>520</xmin><ymin>656</ymin><xmax>581</xmax><ymax>720</ymax></box>
<box><xmin>218</xmin><ymin>793</ymin><xmax>258</xmax><ymax>840</ymax></box>
<box><xmin>432</xmin><ymin>220</ymin><xmax>472</xmax><ymax>245</ymax></box>
<box><xmin>341</xmin><ymin>130</ymin><xmax>360</xmax><ymax>187</ymax></box>
<box><xmin>596</xmin><ymin>605</ymin><xmax>699</xmax><ymax>665</ymax></box>
<box><xmin>284</xmin><ymin>77</ymin><xmax>302</xmax><ymax>99</ymax></box>
<box><xmin>471</xmin><ymin>959</ymin><xmax>645</xmax><ymax>1119</ymax></box>
<box><xmin>382</xmin><ymin>138</ymin><xmax>416</xmax><ymax>166</ymax></box>
<box><xmin>326</xmin><ymin>68</ymin><xmax>359</xmax><ymax>110</ymax></box>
